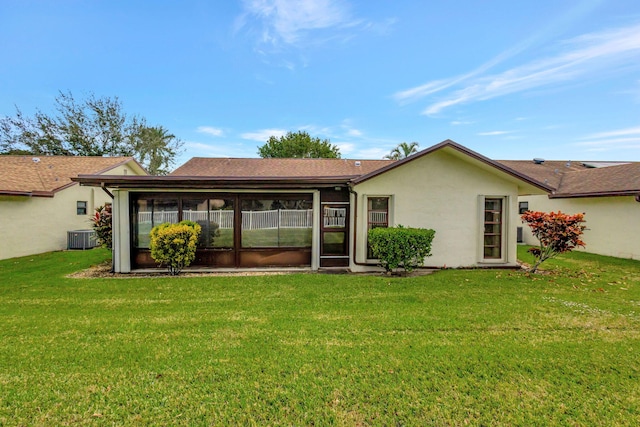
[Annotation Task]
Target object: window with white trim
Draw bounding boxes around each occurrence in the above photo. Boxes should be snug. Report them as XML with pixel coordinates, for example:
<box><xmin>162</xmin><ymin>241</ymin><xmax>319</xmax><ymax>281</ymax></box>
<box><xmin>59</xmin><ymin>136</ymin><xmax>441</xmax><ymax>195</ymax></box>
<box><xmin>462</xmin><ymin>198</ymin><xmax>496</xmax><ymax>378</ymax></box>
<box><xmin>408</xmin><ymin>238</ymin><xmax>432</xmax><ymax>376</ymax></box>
<box><xmin>483</xmin><ymin>198</ymin><xmax>503</xmax><ymax>259</ymax></box>
<box><xmin>367</xmin><ymin>196</ymin><xmax>390</xmax><ymax>258</ymax></box>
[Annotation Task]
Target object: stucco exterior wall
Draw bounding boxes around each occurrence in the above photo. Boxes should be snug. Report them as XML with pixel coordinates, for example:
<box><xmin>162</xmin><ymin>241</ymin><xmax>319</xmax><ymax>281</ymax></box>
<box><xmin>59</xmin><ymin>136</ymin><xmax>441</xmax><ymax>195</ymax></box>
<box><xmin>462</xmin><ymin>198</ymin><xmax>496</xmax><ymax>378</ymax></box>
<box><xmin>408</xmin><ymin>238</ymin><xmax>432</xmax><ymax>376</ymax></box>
<box><xmin>0</xmin><ymin>162</ymin><xmax>141</xmax><ymax>260</ymax></box>
<box><xmin>351</xmin><ymin>149</ymin><xmax>521</xmax><ymax>270</ymax></box>
<box><xmin>519</xmin><ymin>194</ymin><xmax>640</xmax><ymax>260</ymax></box>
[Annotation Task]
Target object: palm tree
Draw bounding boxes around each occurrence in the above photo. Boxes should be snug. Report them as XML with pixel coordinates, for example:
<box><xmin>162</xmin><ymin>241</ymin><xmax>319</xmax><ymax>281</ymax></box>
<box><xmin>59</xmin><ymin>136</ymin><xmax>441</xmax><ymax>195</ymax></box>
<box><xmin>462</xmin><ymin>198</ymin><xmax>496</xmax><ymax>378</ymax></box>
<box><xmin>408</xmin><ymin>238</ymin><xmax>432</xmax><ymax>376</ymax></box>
<box><xmin>384</xmin><ymin>142</ymin><xmax>419</xmax><ymax>160</ymax></box>
<box><xmin>134</xmin><ymin>126</ymin><xmax>183</xmax><ymax>175</ymax></box>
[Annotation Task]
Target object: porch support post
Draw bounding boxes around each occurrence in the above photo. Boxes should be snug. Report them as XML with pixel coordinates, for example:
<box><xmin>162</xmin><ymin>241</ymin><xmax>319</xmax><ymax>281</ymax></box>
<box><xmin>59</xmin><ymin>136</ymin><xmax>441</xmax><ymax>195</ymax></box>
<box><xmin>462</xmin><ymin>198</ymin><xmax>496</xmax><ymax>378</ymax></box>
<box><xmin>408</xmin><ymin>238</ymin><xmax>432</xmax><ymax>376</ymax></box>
<box><xmin>311</xmin><ymin>190</ymin><xmax>320</xmax><ymax>271</ymax></box>
<box><xmin>113</xmin><ymin>190</ymin><xmax>131</xmax><ymax>273</ymax></box>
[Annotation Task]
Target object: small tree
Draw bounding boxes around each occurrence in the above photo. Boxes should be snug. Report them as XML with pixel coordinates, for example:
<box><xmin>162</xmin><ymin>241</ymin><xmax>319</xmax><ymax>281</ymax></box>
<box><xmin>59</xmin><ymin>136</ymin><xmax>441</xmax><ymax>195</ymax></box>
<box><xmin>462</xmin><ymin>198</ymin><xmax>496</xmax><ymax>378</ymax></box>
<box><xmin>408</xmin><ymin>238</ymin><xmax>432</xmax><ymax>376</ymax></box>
<box><xmin>257</xmin><ymin>131</ymin><xmax>341</xmax><ymax>158</ymax></box>
<box><xmin>368</xmin><ymin>226</ymin><xmax>435</xmax><ymax>274</ymax></box>
<box><xmin>91</xmin><ymin>204</ymin><xmax>113</xmax><ymax>249</ymax></box>
<box><xmin>150</xmin><ymin>221</ymin><xmax>201</xmax><ymax>275</ymax></box>
<box><xmin>521</xmin><ymin>211</ymin><xmax>586</xmax><ymax>273</ymax></box>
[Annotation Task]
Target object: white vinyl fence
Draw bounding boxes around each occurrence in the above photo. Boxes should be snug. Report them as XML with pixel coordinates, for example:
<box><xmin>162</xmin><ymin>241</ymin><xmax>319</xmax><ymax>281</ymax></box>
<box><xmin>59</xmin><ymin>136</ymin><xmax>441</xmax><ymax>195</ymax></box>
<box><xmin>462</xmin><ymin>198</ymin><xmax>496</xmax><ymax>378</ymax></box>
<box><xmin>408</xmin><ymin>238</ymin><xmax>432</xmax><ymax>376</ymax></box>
<box><xmin>368</xmin><ymin>210</ymin><xmax>388</xmax><ymax>225</ymax></box>
<box><xmin>323</xmin><ymin>207</ymin><xmax>347</xmax><ymax>228</ymax></box>
<box><xmin>137</xmin><ymin>209</ymin><xmax>313</xmax><ymax>230</ymax></box>
<box><xmin>183</xmin><ymin>210</ymin><xmax>234</xmax><ymax>229</ymax></box>
<box><xmin>242</xmin><ymin>209</ymin><xmax>313</xmax><ymax>230</ymax></box>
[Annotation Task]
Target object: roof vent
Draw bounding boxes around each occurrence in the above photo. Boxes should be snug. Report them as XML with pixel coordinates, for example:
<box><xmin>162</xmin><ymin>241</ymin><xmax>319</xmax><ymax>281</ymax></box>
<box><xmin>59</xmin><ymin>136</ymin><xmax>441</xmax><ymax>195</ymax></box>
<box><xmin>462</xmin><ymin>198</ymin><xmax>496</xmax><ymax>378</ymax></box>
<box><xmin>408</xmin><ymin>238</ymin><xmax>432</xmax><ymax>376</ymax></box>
<box><xmin>354</xmin><ymin>161</ymin><xmax>361</xmax><ymax>167</ymax></box>
<box><xmin>32</xmin><ymin>157</ymin><xmax>41</xmax><ymax>163</ymax></box>
<box><xmin>533</xmin><ymin>158</ymin><xmax>545</xmax><ymax>164</ymax></box>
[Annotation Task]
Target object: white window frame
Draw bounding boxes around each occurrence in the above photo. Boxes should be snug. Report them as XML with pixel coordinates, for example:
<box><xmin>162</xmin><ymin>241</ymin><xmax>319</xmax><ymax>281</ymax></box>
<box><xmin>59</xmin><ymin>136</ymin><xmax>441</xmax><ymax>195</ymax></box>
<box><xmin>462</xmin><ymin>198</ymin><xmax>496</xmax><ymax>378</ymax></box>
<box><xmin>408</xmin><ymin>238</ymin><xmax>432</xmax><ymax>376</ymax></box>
<box><xmin>478</xmin><ymin>195</ymin><xmax>508</xmax><ymax>264</ymax></box>
<box><xmin>364</xmin><ymin>194</ymin><xmax>393</xmax><ymax>261</ymax></box>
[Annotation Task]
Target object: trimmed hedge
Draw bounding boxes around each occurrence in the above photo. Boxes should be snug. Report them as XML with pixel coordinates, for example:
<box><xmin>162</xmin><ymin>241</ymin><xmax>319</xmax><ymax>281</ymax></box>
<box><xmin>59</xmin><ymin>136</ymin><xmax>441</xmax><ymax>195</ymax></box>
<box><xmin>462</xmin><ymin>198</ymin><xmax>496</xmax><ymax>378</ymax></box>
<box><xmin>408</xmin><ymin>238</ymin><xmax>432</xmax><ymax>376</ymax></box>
<box><xmin>150</xmin><ymin>221</ymin><xmax>201</xmax><ymax>275</ymax></box>
<box><xmin>368</xmin><ymin>226</ymin><xmax>435</xmax><ymax>274</ymax></box>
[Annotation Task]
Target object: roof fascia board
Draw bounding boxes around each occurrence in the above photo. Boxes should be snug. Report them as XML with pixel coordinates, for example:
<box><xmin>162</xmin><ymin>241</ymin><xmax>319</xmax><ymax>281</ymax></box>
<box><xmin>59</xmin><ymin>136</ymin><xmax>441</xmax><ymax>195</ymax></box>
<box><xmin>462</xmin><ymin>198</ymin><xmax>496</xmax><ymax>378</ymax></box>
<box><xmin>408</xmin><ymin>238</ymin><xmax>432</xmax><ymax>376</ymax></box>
<box><xmin>351</xmin><ymin>139</ymin><xmax>553</xmax><ymax>193</ymax></box>
<box><xmin>550</xmin><ymin>190</ymin><xmax>640</xmax><ymax>199</ymax></box>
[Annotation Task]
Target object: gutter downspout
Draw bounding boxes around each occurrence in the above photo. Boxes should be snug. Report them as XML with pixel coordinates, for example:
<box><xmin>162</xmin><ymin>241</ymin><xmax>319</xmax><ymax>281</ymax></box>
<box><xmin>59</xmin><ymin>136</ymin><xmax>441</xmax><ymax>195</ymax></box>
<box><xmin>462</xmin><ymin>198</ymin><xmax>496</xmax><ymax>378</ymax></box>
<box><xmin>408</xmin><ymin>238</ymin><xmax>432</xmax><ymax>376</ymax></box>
<box><xmin>100</xmin><ymin>182</ymin><xmax>114</xmax><ymax>199</ymax></box>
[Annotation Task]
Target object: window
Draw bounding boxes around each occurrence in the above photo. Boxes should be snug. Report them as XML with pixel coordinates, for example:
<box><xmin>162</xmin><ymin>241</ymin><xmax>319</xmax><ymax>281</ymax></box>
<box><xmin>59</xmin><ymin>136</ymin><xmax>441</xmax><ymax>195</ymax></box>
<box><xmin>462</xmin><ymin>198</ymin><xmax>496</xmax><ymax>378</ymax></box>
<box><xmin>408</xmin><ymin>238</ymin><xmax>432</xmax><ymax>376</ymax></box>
<box><xmin>484</xmin><ymin>198</ymin><xmax>503</xmax><ymax>259</ymax></box>
<box><xmin>367</xmin><ymin>196</ymin><xmax>389</xmax><ymax>258</ymax></box>
<box><xmin>182</xmin><ymin>198</ymin><xmax>234</xmax><ymax>248</ymax></box>
<box><xmin>240</xmin><ymin>197</ymin><xmax>313</xmax><ymax>248</ymax></box>
<box><xmin>133</xmin><ymin>197</ymin><xmax>179</xmax><ymax>248</ymax></box>
<box><xmin>77</xmin><ymin>201</ymin><xmax>87</xmax><ymax>215</ymax></box>
<box><xmin>519</xmin><ymin>201</ymin><xmax>529</xmax><ymax>214</ymax></box>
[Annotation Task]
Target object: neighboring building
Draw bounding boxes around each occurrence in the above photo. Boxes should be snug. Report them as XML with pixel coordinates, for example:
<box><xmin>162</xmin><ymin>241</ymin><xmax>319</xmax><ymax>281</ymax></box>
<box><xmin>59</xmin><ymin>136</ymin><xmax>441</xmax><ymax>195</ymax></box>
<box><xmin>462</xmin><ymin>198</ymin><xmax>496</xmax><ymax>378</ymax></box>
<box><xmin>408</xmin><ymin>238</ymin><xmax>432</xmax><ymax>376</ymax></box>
<box><xmin>499</xmin><ymin>159</ymin><xmax>640</xmax><ymax>260</ymax></box>
<box><xmin>0</xmin><ymin>156</ymin><xmax>147</xmax><ymax>260</ymax></box>
<box><xmin>75</xmin><ymin>140</ymin><xmax>550</xmax><ymax>273</ymax></box>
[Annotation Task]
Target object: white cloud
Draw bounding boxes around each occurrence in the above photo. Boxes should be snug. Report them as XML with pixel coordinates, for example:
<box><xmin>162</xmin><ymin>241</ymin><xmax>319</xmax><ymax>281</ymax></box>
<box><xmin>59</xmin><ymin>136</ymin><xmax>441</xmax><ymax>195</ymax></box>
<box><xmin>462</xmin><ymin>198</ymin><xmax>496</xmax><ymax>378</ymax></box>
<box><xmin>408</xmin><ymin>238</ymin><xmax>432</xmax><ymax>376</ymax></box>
<box><xmin>196</xmin><ymin>126</ymin><xmax>224</xmax><ymax>137</ymax></box>
<box><xmin>241</xmin><ymin>128</ymin><xmax>288</xmax><ymax>141</ymax></box>
<box><xmin>574</xmin><ymin>126</ymin><xmax>640</xmax><ymax>151</ymax></box>
<box><xmin>336</xmin><ymin>142</ymin><xmax>355</xmax><ymax>154</ymax></box>
<box><xmin>477</xmin><ymin>130</ymin><xmax>512</xmax><ymax>136</ymax></box>
<box><xmin>347</xmin><ymin>128</ymin><xmax>363</xmax><ymax>137</ymax></box>
<box><xmin>450</xmin><ymin>120</ymin><xmax>474</xmax><ymax>126</ymax></box>
<box><xmin>238</xmin><ymin>0</ymin><xmax>361</xmax><ymax>46</ymax></box>
<box><xmin>395</xmin><ymin>22</ymin><xmax>640</xmax><ymax>115</ymax></box>
<box><xmin>582</xmin><ymin>126</ymin><xmax>640</xmax><ymax>139</ymax></box>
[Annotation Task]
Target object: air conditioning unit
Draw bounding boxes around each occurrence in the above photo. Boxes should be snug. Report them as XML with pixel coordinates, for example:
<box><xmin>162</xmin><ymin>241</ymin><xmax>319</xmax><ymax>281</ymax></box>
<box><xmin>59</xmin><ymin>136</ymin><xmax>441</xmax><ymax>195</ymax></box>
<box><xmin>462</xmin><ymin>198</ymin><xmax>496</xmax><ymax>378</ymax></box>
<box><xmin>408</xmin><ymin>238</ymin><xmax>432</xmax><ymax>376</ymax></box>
<box><xmin>67</xmin><ymin>230</ymin><xmax>98</xmax><ymax>250</ymax></box>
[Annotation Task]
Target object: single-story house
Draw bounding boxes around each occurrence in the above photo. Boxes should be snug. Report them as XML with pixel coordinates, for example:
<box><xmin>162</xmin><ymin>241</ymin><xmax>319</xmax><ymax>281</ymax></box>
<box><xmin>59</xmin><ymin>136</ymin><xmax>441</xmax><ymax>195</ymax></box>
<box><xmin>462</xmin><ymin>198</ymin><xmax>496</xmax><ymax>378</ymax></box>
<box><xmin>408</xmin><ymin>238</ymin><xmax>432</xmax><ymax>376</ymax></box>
<box><xmin>0</xmin><ymin>156</ymin><xmax>147</xmax><ymax>260</ymax></box>
<box><xmin>74</xmin><ymin>140</ymin><xmax>552</xmax><ymax>273</ymax></box>
<box><xmin>498</xmin><ymin>159</ymin><xmax>640</xmax><ymax>260</ymax></box>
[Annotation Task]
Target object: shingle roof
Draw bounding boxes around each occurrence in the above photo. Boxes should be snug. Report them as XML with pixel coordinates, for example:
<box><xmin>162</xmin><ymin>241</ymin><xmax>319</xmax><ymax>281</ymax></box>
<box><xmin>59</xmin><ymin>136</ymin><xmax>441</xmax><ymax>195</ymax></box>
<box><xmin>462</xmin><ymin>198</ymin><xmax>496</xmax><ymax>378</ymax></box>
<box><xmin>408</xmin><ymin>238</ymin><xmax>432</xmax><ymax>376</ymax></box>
<box><xmin>170</xmin><ymin>157</ymin><xmax>394</xmax><ymax>178</ymax></box>
<box><xmin>0</xmin><ymin>155</ymin><xmax>136</xmax><ymax>196</ymax></box>
<box><xmin>497</xmin><ymin>160</ymin><xmax>589</xmax><ymax>189</ymax></box>
<box><xmin>497</xmin><ymin>159</ymin><xmax>640</xmax><ymax>197</ymax></box>
<box><xmin>553</xmin><ymin>162</ymin><xmax>640</xmax><ymax>197</ymax></box>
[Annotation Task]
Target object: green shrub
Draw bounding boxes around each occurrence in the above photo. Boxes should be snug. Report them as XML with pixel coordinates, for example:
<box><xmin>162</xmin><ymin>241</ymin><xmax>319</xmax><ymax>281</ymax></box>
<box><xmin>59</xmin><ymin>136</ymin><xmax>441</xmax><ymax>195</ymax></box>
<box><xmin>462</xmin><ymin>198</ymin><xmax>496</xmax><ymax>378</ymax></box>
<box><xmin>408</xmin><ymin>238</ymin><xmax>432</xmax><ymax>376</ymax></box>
<box><xmin>91</xmin><ymin>204</ymin><xmax>112</xmax><ymax>249</ymax></box>
<box><xmin>150</xmin><ymin>221</ymin><xmax>201</xmax><ymax>275</ymax></box>
<box><xmin>368</xmin><ymin>226</ymin><xmax>435</xmax><ymax>274</ymax></box>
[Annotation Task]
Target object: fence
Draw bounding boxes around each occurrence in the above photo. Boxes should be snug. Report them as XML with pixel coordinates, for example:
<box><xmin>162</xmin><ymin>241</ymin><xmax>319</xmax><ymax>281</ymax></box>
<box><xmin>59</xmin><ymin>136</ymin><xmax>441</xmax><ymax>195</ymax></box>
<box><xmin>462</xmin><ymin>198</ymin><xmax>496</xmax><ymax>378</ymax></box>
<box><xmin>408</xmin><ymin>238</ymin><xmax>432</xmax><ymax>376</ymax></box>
<box><xmin>183</xmin><ymin>210</ymin><xmax>234</xmax><ymax>229</ymax></box>
<box><xmin>368</xmin><ymin>210</ymin><xmax>388</xmax><ymax>225</ymax></box>
<box><xmin>242</xmin><ymin>209</ymin><xmax>313</xmax><ymax>230</ymax></box>
<box><xmin>137</xmin><ymin>209</ymin><xmax>313</xmax><ymax>230</ymax></box>
<box><xmin>323</xmin><ymin>207</ymin><xmax>347</xmax><ymax>228</ymax></box>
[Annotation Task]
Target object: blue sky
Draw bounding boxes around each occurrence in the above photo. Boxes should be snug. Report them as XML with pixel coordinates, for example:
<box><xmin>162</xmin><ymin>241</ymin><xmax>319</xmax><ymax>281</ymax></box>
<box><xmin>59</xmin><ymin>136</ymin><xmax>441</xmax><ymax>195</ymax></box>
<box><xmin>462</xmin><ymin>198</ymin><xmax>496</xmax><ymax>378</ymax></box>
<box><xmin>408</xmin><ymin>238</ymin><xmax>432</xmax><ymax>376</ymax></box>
<box><xmin>1</xmin><ymin>0</ymin><xmax>639</xmax><ymax>166</ymax></box>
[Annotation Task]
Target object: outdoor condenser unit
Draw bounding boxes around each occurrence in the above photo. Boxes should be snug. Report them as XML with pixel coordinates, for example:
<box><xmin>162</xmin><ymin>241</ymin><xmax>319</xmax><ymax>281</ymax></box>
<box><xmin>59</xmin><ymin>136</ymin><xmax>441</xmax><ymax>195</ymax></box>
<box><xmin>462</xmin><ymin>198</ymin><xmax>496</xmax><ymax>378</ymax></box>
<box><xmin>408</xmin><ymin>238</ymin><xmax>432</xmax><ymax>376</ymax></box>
<box><xmin>67</xmin><ymin>230</ymin><xmax>98</xmax><ymax>250</ymax></box>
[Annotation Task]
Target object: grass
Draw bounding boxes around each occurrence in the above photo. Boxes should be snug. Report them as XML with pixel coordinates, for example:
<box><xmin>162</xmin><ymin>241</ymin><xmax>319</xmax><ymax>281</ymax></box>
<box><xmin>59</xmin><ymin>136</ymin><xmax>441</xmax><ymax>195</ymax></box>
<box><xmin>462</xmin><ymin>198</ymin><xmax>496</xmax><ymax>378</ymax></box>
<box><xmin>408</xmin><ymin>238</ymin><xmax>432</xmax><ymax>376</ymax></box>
<box><xmin>0</xmin><ymin>247</ymin><xmax>639</xmax><ymax>425</ymax></box>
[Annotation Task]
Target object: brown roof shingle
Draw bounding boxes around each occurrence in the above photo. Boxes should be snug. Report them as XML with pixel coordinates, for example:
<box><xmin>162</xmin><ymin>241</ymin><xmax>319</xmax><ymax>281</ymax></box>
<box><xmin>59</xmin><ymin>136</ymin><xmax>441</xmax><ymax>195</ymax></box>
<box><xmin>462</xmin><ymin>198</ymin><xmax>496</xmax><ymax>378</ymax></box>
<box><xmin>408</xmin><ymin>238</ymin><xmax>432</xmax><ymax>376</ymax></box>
<box><xmin>553</xmin><ymin>162</ymin><xmax>640</xmax><ymax>197</ymax></box>
<box><xmin>170</xmin><ymin>157</ymin><xmax>395</xmax><ymax>178</ymax></box>
<box><xmin>498</xmin><ymin>160</ymin><xmax>640</xmax><ymax>197</ymax></box>
<box><xmin>0</xmin><ymin>155</ymin><xmax>136</xmax><ymax>196</ymax></box>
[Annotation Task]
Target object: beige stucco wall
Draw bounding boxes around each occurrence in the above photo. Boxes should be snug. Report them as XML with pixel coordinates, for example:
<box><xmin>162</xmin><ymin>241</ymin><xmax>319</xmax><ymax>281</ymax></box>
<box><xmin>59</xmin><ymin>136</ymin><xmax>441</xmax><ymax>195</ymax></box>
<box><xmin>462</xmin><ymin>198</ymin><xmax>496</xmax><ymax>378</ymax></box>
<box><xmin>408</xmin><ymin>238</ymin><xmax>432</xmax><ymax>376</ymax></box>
<box><xmin>350</xmin><ymin>149</ymin><xmax>522</xmax><ymax>270</ymax></box>
<box><xmin>519</xmin><ymin>194</ymin><xmax>640</xmax><ymax>260</ymax></box>
<box><xmin>0</xmin><ymin>163</ymin><xmax>141</xmax><ymax>260</ymax></box>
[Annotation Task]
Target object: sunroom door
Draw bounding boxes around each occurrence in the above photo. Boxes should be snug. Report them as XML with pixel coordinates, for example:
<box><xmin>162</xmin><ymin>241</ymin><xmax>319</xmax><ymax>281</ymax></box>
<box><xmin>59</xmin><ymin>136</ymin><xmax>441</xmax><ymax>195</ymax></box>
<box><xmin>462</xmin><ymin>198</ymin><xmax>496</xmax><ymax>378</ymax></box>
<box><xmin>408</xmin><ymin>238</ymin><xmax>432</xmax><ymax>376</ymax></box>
<box><xmin>320</xmin><ymin>203</ymin><xmax>350</xmax><ymax>267</ymax></box>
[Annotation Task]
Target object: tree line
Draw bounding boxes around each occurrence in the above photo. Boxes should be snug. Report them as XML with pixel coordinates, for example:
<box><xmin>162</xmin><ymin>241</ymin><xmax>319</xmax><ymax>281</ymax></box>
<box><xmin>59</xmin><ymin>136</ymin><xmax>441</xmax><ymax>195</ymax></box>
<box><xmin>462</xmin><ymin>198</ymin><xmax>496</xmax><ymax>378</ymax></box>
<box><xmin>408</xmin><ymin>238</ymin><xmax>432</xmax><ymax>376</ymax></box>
<box><xmin>0</xmin><ymin>91</ymin><xmax>182</xmax><ymax>175</ymax></box>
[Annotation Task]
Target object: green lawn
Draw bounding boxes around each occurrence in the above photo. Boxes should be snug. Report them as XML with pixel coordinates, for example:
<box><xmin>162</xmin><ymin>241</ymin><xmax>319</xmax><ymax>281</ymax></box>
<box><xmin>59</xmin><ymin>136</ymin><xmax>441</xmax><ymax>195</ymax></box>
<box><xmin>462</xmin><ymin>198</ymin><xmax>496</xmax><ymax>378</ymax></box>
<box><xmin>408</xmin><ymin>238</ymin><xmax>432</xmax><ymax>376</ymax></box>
<box><xmin>1</xmin><ymin>248</ymin><xmax>639</xmax><ymax>425</ymax></box>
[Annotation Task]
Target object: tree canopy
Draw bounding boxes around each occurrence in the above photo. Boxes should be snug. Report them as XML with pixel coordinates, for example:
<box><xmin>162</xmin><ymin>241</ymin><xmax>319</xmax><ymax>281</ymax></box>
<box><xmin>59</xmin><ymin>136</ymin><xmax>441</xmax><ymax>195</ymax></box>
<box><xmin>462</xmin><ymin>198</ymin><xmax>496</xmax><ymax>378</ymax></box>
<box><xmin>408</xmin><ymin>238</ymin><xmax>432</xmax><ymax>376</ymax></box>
<box><xmin>257</xmin><ymin>131</ymin><xmax>341</xmax><ymax>158</ymax></box>
<box><xmin>384</xmin><ymin>142</ymin><xmax>419</xmax><ymax>160</ymax></box>
<box><xmin>0</xmin><ymin>91</ymin><xmax>183</xmax><ymax>175</ymax></box>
